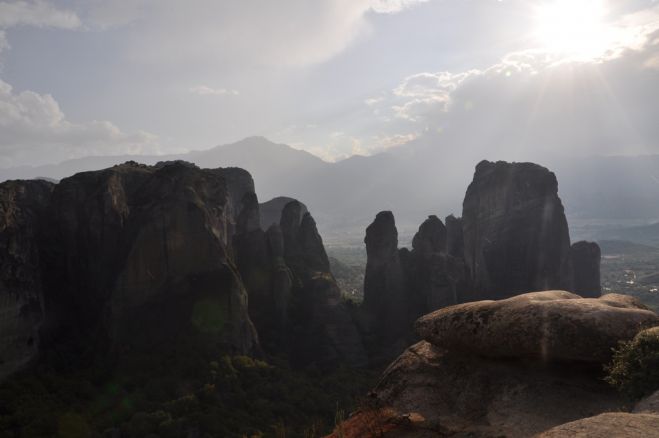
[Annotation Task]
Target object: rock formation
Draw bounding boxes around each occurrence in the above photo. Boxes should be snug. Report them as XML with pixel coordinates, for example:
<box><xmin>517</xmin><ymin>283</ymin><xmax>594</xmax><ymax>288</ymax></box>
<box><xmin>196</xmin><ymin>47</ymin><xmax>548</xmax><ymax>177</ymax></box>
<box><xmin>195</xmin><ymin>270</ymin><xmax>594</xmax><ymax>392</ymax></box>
<box><xmin>360</xmin><ymin>161</ymin><xmax>603</xmax><ymax>362</ymax></box>
<box><xmin>0</xmin><ymin>180</ymin><xmax>54</xmax><ymax>379</ymax></box>
<box><xmin>570</xmin><ymin>240</ymin><xmax>602</xmax><ymax>297</ymax></box>
<box><xmin>538</xmin><ymin>391</ymin><xmax>659</xmax><ymax>437</ymax></box>
<box><xmin>41</xmin><ymin>162</ymin><xmax>259</xmax><ymax>358</ymax></box>
<box><xmin>279</xmin><ymin>201</ymin><xmax>367</xmax><ymax>367</ymax></box>
<box><xmin>0</xmin><ymin>160</ymin><xmax>371</xmax><ymax>379</ymax></box>
<box><xmin>259</xmin><ymin>196</ymin><xmax>307</xmax><ymax>231</ymax></box>
<box><xmin>361</xmin><ymin>212</ymin><xmax>409</xmax><ymax>359</ymax></box>
<box><xmin>416</xmin><ymin>291</ymin><xmax>658</xmax><ymax>363</ymax></box>
<box><xmin>334</xmin><ymin>291</ymin><xmax>658</xmax><ymax>437</ymax></box>
<box><xmin>462</xmin><ymin>160</ymin><xmax>572</xmax><ymax>300</ymax></box>
<box><xmin>361</xmin><ymin>213</ymin><xmax>466</xmax><ymax>362</ymax></box>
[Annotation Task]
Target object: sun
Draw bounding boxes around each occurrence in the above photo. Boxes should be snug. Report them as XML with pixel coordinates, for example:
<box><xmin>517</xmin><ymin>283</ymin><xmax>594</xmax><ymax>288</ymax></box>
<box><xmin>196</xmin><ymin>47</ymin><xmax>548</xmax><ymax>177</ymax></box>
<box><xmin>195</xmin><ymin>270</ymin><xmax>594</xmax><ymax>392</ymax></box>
<box><xmin>533</xmin><ymin>0</ymin><xmax>612</xmax><ymax>60</ymax></box>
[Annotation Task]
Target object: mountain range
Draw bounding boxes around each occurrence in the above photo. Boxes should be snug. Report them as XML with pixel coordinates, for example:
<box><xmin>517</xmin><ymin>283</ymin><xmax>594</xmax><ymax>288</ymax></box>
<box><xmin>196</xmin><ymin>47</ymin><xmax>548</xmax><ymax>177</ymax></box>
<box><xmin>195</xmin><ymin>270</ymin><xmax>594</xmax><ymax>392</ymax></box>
<box><xmin>3</xmin><ymin>135</ymin><xmax>659</xmax><ymax>241</ymax></box>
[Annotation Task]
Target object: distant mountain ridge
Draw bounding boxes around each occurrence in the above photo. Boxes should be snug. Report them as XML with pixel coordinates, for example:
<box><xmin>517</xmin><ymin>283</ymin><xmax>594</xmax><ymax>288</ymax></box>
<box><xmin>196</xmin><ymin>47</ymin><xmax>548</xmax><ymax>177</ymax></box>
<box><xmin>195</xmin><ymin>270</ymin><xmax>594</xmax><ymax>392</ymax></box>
<box><xmin>3</xmin><ymin>135</ymin><xmax>659</xmax><ymax>239</ymax></box>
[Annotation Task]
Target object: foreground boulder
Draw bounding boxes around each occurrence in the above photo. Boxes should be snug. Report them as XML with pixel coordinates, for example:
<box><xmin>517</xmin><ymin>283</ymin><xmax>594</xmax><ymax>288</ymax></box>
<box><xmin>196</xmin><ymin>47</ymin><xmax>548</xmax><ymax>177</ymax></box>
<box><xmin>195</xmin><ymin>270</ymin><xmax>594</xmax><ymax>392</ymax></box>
<box><xmin>535</xmin><ymin>389</ymin><xmax>659</xmax><ymax>437</ymax></box>
<box><xmin>336</xmin><ymin>341</ymin><xmax>625</xmax><ymax>438</ymax></box>
<box><xmin>416</xmin><ymin>291</ymin><xmax>658</xmax><ymax>363</ymax></box>
<box><xmin>331</xmin><ymin>291</ymin><xmax>659</xmax><ymax>437</ymax></box>
<box><xmin>536</xmin><ymin>413</ymin><xmax>659</xmax><ymax>437</ymax></box>
<box><xmin>0</xmin><ymin>180</ymin><xmax>54</xmax><ymax>379</ymax></box>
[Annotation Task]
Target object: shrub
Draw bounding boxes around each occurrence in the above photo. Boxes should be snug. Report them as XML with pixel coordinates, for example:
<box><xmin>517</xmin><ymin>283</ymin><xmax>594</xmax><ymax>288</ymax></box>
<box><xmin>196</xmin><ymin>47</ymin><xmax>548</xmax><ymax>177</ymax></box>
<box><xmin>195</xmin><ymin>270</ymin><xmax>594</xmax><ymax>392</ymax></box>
<box><xmin>605</xmin><ymin>326</ymin><xmax>659</xmax><ymax>399</ymax></box>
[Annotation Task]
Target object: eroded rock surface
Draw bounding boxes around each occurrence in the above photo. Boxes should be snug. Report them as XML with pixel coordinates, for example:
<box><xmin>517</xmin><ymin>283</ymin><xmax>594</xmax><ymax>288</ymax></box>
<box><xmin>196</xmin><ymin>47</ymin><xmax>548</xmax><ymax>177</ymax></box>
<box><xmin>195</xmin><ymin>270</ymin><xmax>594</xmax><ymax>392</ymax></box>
<box><xmin>416</xmin><ymin>291</ymin><xmax>658</xmax><ymax>363</ymax></box>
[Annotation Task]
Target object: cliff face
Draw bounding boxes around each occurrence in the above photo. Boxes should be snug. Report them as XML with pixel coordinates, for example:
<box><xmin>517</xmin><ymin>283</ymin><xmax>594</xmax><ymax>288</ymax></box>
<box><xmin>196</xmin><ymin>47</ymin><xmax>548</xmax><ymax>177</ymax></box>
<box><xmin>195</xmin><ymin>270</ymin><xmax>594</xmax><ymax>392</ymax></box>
<box><xmin>462</xmin><ymin>160</ymin><xmax>572</xmax><ymax>300</ymax></box>
<box><xmin>41</xmin><ymin>162</ymin><xmax>259</xmax><ymax>357</ymax></box>
<box><xmin>0</xmin><ymin>180</ymin><xmax>54</xmax><ymax>379</ymax></box>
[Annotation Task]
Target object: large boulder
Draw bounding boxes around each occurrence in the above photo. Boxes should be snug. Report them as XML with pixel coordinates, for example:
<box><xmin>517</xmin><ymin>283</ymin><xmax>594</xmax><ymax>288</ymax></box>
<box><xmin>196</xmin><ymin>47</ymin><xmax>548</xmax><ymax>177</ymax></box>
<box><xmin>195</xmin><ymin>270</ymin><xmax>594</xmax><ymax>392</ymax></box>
<box><xmin>536</xmin><ymin>388</ymin><xmax>659</xmax><ymax>437</ymax></box>
<box><xmin>462</xmin><ymin>161</ymin><xmax>572</xmax><ymax>301</ymax></box>
<box><xmin>416</xmin><ymin>291</ymin><xmax>659</xmax><ymax>363</ymax></box>
<box><xmin>358</xmin><ymin>341</ymin><xmax>626</xmax><ymax>438</ymax></box>
<box><xmin>535</xmin><ymin>413</ymin><xmax>659</xmax><ymax>437</ymax></box>
<box><xmin>0</xmin><ymin>180</ymin><xmax>54</xmax><ymax>379</ymax></box>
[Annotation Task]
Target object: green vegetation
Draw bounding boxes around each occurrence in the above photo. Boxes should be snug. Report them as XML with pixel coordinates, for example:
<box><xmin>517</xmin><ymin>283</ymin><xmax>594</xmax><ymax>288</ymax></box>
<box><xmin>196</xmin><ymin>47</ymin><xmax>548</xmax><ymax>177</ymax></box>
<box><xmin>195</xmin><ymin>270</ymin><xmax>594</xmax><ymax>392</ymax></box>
<box><xmin>605</xmin><ymin>327</ymin><xmax>659</xmax><ymax>400</ymax></box>
<box><xmin>0</xmin><ymin>339</ymin><xmax>378</xmax><ymax>438</ymax></box>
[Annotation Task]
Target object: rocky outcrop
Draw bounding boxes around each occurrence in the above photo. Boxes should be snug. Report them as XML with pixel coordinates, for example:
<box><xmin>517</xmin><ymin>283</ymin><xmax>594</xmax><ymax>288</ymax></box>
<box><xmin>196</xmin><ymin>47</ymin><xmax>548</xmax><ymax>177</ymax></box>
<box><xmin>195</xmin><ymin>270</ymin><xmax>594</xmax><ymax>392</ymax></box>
<box><xmin>335</xmin><ymin>340</ymin><xmax>626</xmax><ymax>438</ymax></box>
<box><xmin>416</xmin><ymin>291</ymin><xmax>659</xmax><ymax>363</ymax></box>
<box><xmin>359</xmin><ymin>161</ymin><xmax>604</xmax><ymax>365</ymax></box>
<box><xmin>536</xmin><ymin>388</ymin><xmax>659</xmax><ymax>437</ymax></box>
<box><xmin>42</xmin><ymin>162</ymin><xmax>259</xmax><ymax>357</ymax></box>
<box><xmin>362</xmin><ymin>212</ymin><xmax>409</xmax><ymax>358</ymax></box>
<box><xmin>281</xmin><ymin>201</ymin><xmax>366</xmax><ymax>367</ymax></box>
<box><xmin>361</xmin><ymin>212</ymin><xmax>468</xmax><ymax>363</ymax></box>
<box><xmin>259</xmin><ymin>196</ymin><xmax>307</xmax><ymax>231</ymax></box>
<box><xmin>536</xmin><ymin>413</ymin><xmax>659</xmax><ymax>437</ymax></box>
<box><xmin>335</xmin><ymin>290</ymin><xmax>658</xmax><ymax>437</ymax></box>
<box><xmin>0</xmin><ymin>180</ymin><xmax>54</xmax><ymax>379</ymax></box>
<box><xmin>570</xmin><ymin>240</ymin><xmax>602</xmax><ymax>297</ymax></box>
<box><xmin>462</xmin><ymin>160</ymin><xmax>572</xmax><ymax>300</ymax></box>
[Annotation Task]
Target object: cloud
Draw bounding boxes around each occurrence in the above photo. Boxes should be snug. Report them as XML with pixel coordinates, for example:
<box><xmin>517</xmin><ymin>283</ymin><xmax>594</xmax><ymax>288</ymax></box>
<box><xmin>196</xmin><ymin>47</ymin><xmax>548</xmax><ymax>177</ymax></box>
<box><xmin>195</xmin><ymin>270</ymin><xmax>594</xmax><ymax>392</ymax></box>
<box><xmin>0</xmin><ymin>1</ymin><xmax>81</xmax><ymax>29</ymax></box>
<box><xmin>363</xmin><ymin>5</ymin><xmax>659</xmax><ymax>159</ymax></box>
<box><xmin>0</xmin><ymin>78</ymin><xmax>161</xmax><ymax>167</ymax></box>
<box><xmin>189</xmin><ymin>85</ymin><xmax>239</xmax><ymax>96</ymax></box>
<box><xmin>392</xmin><ymin>71</ymin><xmax>478</xmax><ymax>121</ymax></box>
<box><xmin>369</xmin><ymin>0</ymin><xmax>428</xmax><ymax>14</ymax></box>
<box><xmin>80</xmin><ymin>0</ymin><xmax>429</xmax><ymax>68</ymax></box>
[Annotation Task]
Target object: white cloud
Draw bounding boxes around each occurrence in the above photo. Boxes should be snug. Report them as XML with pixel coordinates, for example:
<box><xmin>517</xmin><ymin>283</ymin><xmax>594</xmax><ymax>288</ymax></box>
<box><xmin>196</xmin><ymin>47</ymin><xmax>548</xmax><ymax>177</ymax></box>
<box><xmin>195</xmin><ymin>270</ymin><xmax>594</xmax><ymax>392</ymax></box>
<box><xmin>189</xmin><ymin>85</ymin><xmax>239</xmax><ymax>96</ymax></box>
<box><xmin>0</xmin><ymin>1</ymin><xmax>81</xmax><ymax>29</ymax></box>
<box><xmin>80</xmin><ymin>0</ymin><xmax>429</xmax><ymax>68</ymax></box>
<box><xmin>392</xmin><ymin>71</ymin><xmax>478</xmax><ymax>121</ymax></box>
<box><xmin>0</xmin><ymin>78</ymin><xmax>161</xmax><ymax>166</ymax></box>
<box><xmin>369</xmin><ymin>0</ymin><xmax>428</xmax><ymax>14</ymax></box>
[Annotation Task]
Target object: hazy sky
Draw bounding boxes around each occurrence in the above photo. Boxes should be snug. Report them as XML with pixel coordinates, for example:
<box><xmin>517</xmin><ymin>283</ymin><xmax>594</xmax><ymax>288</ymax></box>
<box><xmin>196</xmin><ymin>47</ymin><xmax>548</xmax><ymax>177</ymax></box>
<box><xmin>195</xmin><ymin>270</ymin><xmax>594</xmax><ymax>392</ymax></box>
<box><xmin>0</xmin><ymin>0</ymin><xmax>658</xmax><ymax>167</ymax></box>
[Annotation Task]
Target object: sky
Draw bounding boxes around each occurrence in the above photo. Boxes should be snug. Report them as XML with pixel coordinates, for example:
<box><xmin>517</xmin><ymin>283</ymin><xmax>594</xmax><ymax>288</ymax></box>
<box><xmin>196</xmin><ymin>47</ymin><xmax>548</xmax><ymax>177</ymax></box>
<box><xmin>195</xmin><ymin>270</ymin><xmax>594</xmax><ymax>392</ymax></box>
<box><xmin>0</xmin><ymin>0</ymin><xmax>658</xmax><ymax>167</ymax></box>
